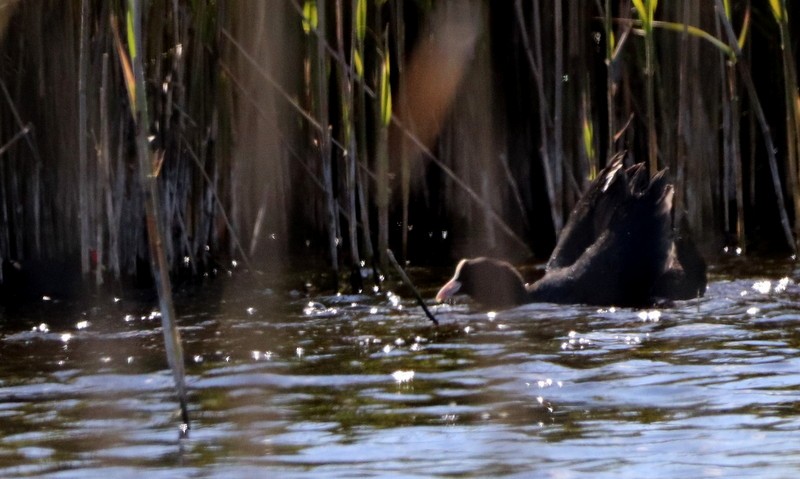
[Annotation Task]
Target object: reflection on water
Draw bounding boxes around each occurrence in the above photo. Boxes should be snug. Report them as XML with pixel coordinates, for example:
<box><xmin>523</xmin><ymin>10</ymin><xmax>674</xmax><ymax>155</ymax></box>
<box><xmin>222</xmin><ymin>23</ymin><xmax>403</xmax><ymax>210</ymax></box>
<box><xmin>2</xmin><ymin>260</ymin><xmax>800</xmax><ymax>478</ymax></box>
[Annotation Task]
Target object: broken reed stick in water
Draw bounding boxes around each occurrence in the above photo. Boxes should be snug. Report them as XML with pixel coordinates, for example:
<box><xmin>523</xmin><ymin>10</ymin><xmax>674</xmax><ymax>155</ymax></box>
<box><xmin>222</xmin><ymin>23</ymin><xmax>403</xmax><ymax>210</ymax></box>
<box><xmin>386</xmin><ymin>249</ymin><xmax>438</xmax><ymax>325</ymax></box>
<box><xmin>122</xmin><ymin>2</ymin><xmax>191</xmax><ymax>432</ymax></box>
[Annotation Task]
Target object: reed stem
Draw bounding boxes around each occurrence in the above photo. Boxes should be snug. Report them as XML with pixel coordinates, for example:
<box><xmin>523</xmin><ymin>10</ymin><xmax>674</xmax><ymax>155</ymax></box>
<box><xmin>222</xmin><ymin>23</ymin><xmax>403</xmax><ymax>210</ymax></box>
<box><xmin>715</xmin><ymin>0</ymin><xmax>796</xmax><ymax>254</ymax></box>
<box><xmin>127</xmin><ymin>1</ymin><xmax>190</xmax><ymax>430</ymax></box>
<box><xmin>78</xmin><ymin>0</ymin><xmax>90</xmax><ymax>275</ymax></box>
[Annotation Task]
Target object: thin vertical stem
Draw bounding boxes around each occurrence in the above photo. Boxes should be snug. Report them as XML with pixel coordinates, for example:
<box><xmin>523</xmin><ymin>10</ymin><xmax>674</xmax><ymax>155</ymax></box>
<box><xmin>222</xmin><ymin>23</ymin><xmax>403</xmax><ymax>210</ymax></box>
<box><xmin>730</xmin><ymin>66</ymin><xmax>745</xmax><ymax>250</ymax></box>
<box><xmin>674</xmin><ymin>0</ymin><xmax>690</xmax><ymax>218</ymax></box>
<box><xmin>376</xmin><ymin>22</ymin><xmax>390</xmax><ymax>269</ymax></box>
<box><xmin>515</xmin><ymin>0</ymin><xmax>559</xmax><ymax>234</ymax></box>
<box><xmin>777</xmin><ymin>3</ymin><xmax>800</xmax><ymax>247</ymax></box>
<box><xmin>317</xmin><ymin>0</ymin><xmax>339</xmax><ymax>279</ymax></box>
<box><xmin>553</xmin><ymin>0</ymin><xmax>564</xmax><ymax>223</ymax></box>
<box><xmin>353</xmin><ymin>0</ymin><xmax>375</xmax><ymax>278</ymax></box>
<box><xmin>604</xmin><ymin>0</ymin><xmax>615</xmax><ymax>155</ymax></box>
<box><xmin>129</xmin><ymin>0</ymin><xmax>190</xmax><ymax>429</ymax></box>
<box><xmin>644</xmin><ymin>22</ymin><xmax>658</xmax><ymax>174</ymax></box>
<box><xmin>335</xmin><ymin>0</ymin><xmax>360</xmax><ymax>281</ymax></box>
<box><xmin>78</xmin><ymin>0</ymin><xmax>90</xmax><ymax>274</ymax></box>
<box><xmin>715</xmin><ymin>0</ymin><xmax>795</xmax><ymax>253</ymax></box>
<box><xmin>395</xmin><ymin>0</ymin><xmax>409</xmax><ymax>261</ymax></box>
<box><xmin>716</xmin><ymin>12</ymin><xmax>732</xmax><ymax>236</ymax></box>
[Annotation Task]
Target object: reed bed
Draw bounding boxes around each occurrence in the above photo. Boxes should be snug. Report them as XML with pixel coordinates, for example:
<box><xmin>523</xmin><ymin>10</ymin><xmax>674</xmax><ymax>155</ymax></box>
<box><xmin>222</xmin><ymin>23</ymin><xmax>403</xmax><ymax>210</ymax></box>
<box><xmin>0</xmin><ymin>0</ymin><xmax>797</xmax><ymax>297</ymax></box>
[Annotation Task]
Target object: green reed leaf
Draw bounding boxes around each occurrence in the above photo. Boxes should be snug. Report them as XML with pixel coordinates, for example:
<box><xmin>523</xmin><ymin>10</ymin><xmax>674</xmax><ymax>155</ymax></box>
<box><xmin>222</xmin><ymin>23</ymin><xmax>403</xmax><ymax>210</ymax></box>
<box><xmin>379</xmin><ymin>50</ymin><xmax>391</xmax><ymax>127</ymax></box>
<box><xmin>302</xmin><ymin>0</ymin><xmax>318</xmax><ymax>34</ymax></box>
<box><xmin>356</xmin><ymin>0</ymin><xmax>367</xmax><ymax>43</ymax></box>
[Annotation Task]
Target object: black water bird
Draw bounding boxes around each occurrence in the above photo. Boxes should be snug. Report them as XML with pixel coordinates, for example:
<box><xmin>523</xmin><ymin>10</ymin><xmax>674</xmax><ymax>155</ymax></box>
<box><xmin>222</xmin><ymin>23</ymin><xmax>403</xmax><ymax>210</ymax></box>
<box><xmin>436</xmin><ymin>157</ymin><xmax>707</xmax><ymax>308</ymax></box>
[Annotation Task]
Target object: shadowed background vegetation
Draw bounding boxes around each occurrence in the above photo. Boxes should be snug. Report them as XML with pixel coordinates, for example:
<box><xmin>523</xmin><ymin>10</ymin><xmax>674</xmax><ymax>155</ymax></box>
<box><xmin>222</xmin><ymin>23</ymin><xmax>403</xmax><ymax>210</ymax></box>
<box><xmin>0</xmin><ymin>0</ymin><xmax>797</xmax><ymax>295</ymax></box>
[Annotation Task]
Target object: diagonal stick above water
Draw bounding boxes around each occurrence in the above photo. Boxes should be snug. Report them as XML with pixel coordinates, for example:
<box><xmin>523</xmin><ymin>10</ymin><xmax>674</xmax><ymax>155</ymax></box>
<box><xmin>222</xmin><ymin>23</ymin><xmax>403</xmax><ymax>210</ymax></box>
<box><xmin>386</xmin><ymin>249</ymin><xmax>438</xmax><ymax>325</ymax></box>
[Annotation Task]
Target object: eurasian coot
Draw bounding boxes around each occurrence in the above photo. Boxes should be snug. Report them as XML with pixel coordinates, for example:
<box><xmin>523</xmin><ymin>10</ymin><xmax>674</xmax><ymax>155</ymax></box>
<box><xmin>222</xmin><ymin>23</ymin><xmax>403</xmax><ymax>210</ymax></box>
<box><xmin>436</xmin><ymin>157</ymin><xmax>707</xmax><ymax>308</ymax></box>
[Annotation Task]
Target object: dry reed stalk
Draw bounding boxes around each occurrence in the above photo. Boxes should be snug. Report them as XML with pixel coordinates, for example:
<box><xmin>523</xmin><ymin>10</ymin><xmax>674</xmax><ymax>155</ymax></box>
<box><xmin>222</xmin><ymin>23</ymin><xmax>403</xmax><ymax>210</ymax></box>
<box><xmin>499</xmin><ymin>153</ymin><xmax>530</xmax><ymax>231</ymax></box>
<box><xmin>124</xmin><ymin>1</ymin><xmax>189</xmax><ymax>428</ymax></box>
<box><xmin>288</xmin><ymin>1</ymin><xmax>528</xmax><ymax>259</ymax></box>
<box><xmin>386</xmin><ymin>248</ymin><xmax>437</xmax><ymax>325</ymax></box>
<box><xmin>715</xmin><ymin>0</ymin><xmax>795</xmax><ymax>253</ymax></box>
<box><xmin>393</xmin><ymin>0</ymin><xmax>410</xmax><ymax>261</ymax></box>
<box><xmin>716</xmin><ymin>11</ymin><xmax>733</xmax><ymax>237</ymax></box>
<box><xmin>730</xmin><ymin>67</ymin><xmax>745</xmax><ymax>250</ymax></box>
<box><xmin>532</xmin><ymin>0</ymin><xmax>560</xmax><ymax>234</ymax></box>
<box><xmin>515</xmin><ymin>0</ymin><xmax>559</xmax><ymax>235</ymax></box>
<box><xmin>674</xmin><ymin>0</ymin><xmax>691</xmax><ymax>220</ymax></box>
<box><xmin>334</xmin><ymin>0</ymin><xmax>360</xmax><ymax>276</ymax></box>
<box><xmin>376</xmin><ymin>23</ymin><xmax>391</xmax><ymax>269</ymax></box>
<box><xmin>632</xmin><ymin>0</ymin><xmax>659</xmax><ymax>174</ymax></box>
<box><xmin>98</xmin><ymin>53</ymin><xmax>111</xmax><ymax>283</ymax></box>
<box><xmin>353</xmin><ymin>0</ymin><xmax>375</xmax><ymax>277</ymax></box>
<box><xmin>772</xmin><ymin>0</ymin><xmax>800</xmax><ymax>248</ymax></box>
<box><xmin>721</xmin><ymin>2</ymin><xmax>746</xmax><ymax>248</ymax></box>
<box><xmin>219</xmin><ymin>57</ymin><xmax>360</xmax><ymax>232</ymax></box>
<box><xmin>0</xmin><ymin>72</ymin><xmax>42</xmax><ymax>256</ymax></box>
<box><xmin>98</xmin><ymin>53</ymin><xmax>122</xmax><ymax>280</ymax></box>
<box><xmin>604</xmin><ymin>0</ymin><xmax>616</xmax><ymax>155</ymax></box>
<box><xmin>182</xmin><ymin>137</ymin><xmax>254</xmax><ymax>272</ymax></box>
<box><xmin>314</xmin><ymin>0</ymin><xmax>340</xmax><ymax>278</ymax></box>
<box><xmin>78</xmin><ymin>0</ymin><xmax>91</xmax><ymax>277</ymax></box>
<box><xmin>553</xmin><ymin>0</ymin><xmax>564</xmax><ymax>225</ymax></box>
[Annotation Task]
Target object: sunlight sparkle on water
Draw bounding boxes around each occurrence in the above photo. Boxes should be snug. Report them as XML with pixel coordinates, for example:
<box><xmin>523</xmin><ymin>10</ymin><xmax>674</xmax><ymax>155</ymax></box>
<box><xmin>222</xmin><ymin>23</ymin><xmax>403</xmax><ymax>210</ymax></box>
<box><xmin>33</xmin><ymin>323</ymin><xmax>49</xmax><ymax>333</ymax></box>
<box><xmin>75</xmin><ymin>321</ymin><xmax>89</xmax><ymax>330</ymax></box>
<box><xmin>304</xmin><ymin>301</ymin><xmax>337</xmax><ymax>316</ymax></box>
<box><xmin>562</xmin><ymin>330</ymin><xmax>591</xmax><ymax>350</ymax></box>
<box><xmin>392</xmin><ymin>370</ymin><xmax>415</xmax><ymax>383</ymax></box>
<box><xmin>637</xmin><ymin>310</ymin><xmax>661</xmax><ymax>322</ymax></box>
<box><xmin>747</xmin><ymin>307</ymin><xmax>759</xmax><ymax>315</ymax></box>
<box><xmin>387</xmin><ymin>291</ymin><xmax>401</xmax><ymax>307</ymax></box>
<box><xmin>752</xmin><ymin>280</ymin><xmax>772</xmax><ymax>294</ymax></box>
<box><xmin>252</xmin><ymin>351</ymin><xmax>273</xmax><ymax>361</ymax></box>
<box><xmin>60</xmin><ymin>333</ymin><xmax>72</xmax><ymax>343</ymax></box>
<box><xmin>487</xmin><ymin>311</ymin><xmax>497</xmax><ymax>321</ymax></box>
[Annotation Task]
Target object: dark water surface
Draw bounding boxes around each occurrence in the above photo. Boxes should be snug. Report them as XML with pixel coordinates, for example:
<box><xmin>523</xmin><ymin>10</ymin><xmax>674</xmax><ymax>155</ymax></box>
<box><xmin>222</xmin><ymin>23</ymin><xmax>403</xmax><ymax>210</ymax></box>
<box><xmin>2</xmin><ymin>260</ymin><xmax>800</xmax><ymax>478</ymax></box>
